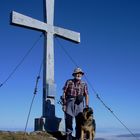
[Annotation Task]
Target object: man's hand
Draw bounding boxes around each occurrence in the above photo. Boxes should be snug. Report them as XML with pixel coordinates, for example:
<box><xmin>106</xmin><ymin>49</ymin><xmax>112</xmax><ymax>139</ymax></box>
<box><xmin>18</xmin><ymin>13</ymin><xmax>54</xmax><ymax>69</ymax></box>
<box><xmin>62</xmin><ymin>105</ymin><xmax>66</xmax><ymax>112</ymax></box>
<box><xmin>86</xmin><ymin>105</ymin><xmax>89</xmax><ymax>108</ymax></box>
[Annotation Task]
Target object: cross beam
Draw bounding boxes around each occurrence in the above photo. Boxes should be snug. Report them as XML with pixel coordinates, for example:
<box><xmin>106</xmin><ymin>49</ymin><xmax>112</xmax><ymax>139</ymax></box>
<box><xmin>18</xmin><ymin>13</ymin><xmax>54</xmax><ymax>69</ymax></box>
<box><xmin>11</xmin><ymin>0</ymin><xmax>80</xmax><ymax>131</ymax></box>
<box><xmin>12</xmin><ymin>10</ymin><xmax>80</xmax><ymax>82</ymax></box>
<box><xmin>12</xmin><ymin>11</ymin><xmax>80</xmax><ymax>43</ymax></box>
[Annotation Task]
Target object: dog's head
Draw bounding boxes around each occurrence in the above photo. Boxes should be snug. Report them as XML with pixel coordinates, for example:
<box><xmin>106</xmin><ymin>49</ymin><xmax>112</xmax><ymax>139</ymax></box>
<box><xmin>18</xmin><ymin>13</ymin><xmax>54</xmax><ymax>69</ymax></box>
<box><xmin>83</xmin><ymin>107</ymin><xmax>94</xmax><ymax>120</ymax></box>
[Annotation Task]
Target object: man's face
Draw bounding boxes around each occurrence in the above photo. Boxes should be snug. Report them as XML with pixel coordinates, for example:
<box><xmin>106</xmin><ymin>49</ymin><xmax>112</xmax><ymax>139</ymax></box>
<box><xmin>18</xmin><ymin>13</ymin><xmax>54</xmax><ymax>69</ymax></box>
<box><xmin>75</xmin><ymin>73</ymin><xmax>83</xmax><ymax>80</ymax></box>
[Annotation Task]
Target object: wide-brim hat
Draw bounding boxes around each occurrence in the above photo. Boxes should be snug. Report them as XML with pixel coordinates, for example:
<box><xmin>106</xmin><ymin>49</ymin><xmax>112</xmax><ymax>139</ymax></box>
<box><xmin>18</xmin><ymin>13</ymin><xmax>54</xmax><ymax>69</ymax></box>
<box><xmin>72</xmin><ymin>68</ymin><xmax>84</xmax><ymax>76</ymax></box>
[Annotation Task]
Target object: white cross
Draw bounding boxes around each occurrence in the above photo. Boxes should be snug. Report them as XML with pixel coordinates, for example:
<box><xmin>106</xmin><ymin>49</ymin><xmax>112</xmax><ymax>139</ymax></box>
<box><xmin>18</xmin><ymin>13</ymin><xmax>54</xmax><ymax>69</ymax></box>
<box><xmin>11</xmin><ymin>0</ymin><xmax>80</xmax><ymax>130</ymax></box>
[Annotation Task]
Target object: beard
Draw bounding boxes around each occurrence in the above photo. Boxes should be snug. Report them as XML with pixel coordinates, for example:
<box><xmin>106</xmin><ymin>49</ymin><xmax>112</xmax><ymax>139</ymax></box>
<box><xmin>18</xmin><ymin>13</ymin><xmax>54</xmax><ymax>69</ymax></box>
<box><xmin>75</xmin><ymin>76</ymin><xmax>82</xmax><ymax>80</ymax></box>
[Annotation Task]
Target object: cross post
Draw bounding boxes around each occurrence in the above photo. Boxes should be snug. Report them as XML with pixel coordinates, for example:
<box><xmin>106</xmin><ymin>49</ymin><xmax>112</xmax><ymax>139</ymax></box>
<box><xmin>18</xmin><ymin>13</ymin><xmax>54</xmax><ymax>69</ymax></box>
<box><xmin>11</xmin><ymin>0</ymin><xmax>80</xmax><ymax>131</ymax></box>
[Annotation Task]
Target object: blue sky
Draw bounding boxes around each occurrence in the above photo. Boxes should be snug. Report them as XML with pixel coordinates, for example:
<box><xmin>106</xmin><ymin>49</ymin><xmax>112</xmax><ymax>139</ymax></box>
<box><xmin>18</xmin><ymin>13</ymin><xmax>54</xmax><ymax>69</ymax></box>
<box><xmin>0</xmin><ymin>0</ymin><xmax>140</xmax><ymax>139</ymax></box>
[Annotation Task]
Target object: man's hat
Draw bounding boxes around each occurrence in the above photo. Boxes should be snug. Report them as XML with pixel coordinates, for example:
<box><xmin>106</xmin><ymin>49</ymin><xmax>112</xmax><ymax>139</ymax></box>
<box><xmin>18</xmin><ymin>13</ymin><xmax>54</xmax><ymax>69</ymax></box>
<box><xmin>72</xmin><ymin>68</ymin><xmax>84</xmax><ymax>76</ymax></box>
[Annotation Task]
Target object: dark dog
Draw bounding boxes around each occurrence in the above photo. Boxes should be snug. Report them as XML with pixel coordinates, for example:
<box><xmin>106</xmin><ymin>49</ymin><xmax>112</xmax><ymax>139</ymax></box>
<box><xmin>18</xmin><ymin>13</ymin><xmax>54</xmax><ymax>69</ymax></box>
<box><xmin>81</xmin><ymin>107</ymin><xmax>96</xmax><ymax>140</ymax></box>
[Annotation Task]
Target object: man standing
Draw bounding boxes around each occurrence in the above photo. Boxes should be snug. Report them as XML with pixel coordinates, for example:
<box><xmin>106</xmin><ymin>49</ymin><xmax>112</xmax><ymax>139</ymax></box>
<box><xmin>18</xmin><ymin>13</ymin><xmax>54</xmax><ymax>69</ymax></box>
<box><xmin>62</xmin><ymin>68</ymin><xmax>89</xmax><ymax>140</ymax></box>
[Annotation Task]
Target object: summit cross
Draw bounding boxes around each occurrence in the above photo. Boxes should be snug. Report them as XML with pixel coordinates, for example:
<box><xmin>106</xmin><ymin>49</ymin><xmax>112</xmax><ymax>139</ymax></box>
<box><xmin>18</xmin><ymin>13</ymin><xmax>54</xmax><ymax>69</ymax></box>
<box><xmin>11</xmin><ymin>0</ymin><xmax>80</xmax><ymax>131</ymax></box>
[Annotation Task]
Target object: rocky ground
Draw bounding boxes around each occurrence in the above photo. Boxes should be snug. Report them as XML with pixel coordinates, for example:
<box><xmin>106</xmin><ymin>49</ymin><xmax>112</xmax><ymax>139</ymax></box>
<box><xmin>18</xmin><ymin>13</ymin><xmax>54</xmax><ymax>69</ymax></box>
<box><xmin>0</xmin><ymin>131</ymin><xmax>105</xmax><ymax>140</ymax></box>
<box><xmin>0</xmin><ymin>130</ymin><xmax>66</xmax><ymax>140</ymax></box>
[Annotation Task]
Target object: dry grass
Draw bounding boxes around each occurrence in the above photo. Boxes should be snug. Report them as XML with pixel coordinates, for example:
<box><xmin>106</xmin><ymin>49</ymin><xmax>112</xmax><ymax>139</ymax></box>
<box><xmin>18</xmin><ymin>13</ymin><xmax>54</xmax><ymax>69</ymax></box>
<box><xmin>0</xmin><ymin>131</ymin><xmax>57</xmax><ymax>140</ymax></box>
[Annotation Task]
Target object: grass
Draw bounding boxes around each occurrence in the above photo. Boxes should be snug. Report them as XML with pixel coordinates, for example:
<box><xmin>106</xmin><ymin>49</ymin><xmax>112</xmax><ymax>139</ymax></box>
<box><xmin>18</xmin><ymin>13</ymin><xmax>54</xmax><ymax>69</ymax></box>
<box><xmin>0</xmin><ymin>131</ymin><xmax>57</xmax><ymax>140</ymax></box>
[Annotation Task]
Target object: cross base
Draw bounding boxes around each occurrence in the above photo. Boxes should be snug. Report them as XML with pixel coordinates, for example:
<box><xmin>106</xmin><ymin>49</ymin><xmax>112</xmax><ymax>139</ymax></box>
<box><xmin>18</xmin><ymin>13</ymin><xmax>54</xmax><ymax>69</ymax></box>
<box><xmin>34</xmin><ymin>116</ymin><xmax>62</xmax><ymax>132</ymax></box>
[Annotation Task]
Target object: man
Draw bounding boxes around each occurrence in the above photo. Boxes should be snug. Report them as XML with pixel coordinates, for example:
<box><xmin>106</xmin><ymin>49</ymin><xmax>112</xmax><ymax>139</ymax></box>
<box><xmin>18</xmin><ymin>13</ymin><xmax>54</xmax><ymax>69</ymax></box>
<box><xmin>62</xmin><ymin>68</ymin><xmax>89</xmax><ymax>140</ymax></box>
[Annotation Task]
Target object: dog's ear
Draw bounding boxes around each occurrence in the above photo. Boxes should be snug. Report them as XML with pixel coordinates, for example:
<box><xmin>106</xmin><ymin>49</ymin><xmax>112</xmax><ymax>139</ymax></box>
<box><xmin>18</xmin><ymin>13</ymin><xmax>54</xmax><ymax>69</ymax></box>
<box><xmin>83</xmin><ymin>107</ymin><xmax>88</xmax><ymax>112</ymax></box>
<box><xmin>89</xmin><ymin>107</ymin><xmax>93</xmax><ymax>114</ymax></box>
<box><xmin>90</xmin><ymin>110</ymin><xmax>93</xmax><ymax>114</ymax></box>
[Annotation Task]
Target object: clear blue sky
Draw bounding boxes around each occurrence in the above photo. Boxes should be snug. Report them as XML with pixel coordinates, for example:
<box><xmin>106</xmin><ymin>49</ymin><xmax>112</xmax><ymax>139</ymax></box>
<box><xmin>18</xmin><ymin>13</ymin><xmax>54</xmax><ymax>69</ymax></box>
<box><xmin>0</xmin><ymin>0</ymin><xmax>140</xmax><ymax>139</ymax></box>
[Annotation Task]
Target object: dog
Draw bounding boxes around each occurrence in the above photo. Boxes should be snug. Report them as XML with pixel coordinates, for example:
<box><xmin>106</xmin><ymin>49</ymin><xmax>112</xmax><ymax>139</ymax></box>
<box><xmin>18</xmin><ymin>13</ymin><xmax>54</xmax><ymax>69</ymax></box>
<box><xmin>80</xmin><ymin>107</ymin><xmax>96</xmax><ymax>140</ymax></box>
